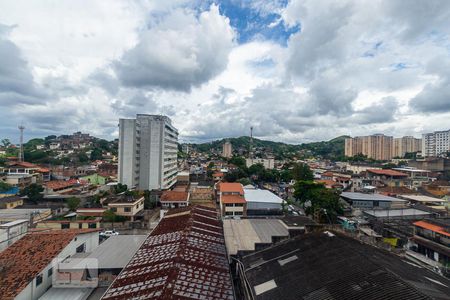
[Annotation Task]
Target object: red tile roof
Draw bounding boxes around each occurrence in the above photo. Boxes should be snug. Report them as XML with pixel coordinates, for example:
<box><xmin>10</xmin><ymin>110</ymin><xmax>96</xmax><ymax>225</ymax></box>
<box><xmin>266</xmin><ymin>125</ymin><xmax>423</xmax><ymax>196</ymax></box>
<box><xmin>160</xmin><ymin>191</ymin><xmax>189</xmax><ymax>202</ymax></box>
<box><xmin>101</xmin><ymin>206</ymin><xmax>233</xmax><ymax>300</ymax></box>
<box><xmin>0</xmin><ymin>229</ymin><xmax>98</xmax><ymax>300</ymax></box>
<box><xmin>213</xmin><ymin>172</ymin><xmax>224</xmax><ymax>177</ymax></box>
<box><xmin>45</xmin><ymin>179</ymin><xmax>79</xmax><ymax>190</ymax></box>
<box><xmin>219</xmin><ymin>182</ymin><xmax>244</xmax><ymax>195</ymax></box>
<box><xmin>367</xmin><ymin>169</ymin><xmax>408</xmax><ymax>177</ymax></box>
<box><xmin>221</xmin><ymin>194</ymin><xmax>246</xmax><ymax>204</ymax></box>
<box><xmin>413</xmin><ymin>221</ymin><xmax>450</xmax><ymax>237</ymax></box>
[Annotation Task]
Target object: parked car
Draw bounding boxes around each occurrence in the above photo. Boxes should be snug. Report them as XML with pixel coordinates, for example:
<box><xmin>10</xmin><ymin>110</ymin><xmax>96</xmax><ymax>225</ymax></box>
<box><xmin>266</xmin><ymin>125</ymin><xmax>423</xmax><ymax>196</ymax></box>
<box><xmin>99</xmin><ymin>230</ymin><xmax>119</xmax><ymax>237</ymax></box>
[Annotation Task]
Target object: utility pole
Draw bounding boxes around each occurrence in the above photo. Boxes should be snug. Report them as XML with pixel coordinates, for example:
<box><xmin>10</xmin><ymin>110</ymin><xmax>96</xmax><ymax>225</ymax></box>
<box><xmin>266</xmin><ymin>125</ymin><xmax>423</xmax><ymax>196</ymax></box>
<box><xmin>18</xmin><ymin>124</ymin><xmax>25</xmax><ymax>162</ymax></box>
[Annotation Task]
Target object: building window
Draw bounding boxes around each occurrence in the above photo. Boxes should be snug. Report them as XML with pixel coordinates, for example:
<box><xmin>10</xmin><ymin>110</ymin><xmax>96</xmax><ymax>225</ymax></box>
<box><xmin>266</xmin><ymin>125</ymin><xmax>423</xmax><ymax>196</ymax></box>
<box><xmin>78</xmin><ymin>223</ymin><xmax>82</xmax><ymax>229</ymax></box>
<box><xmin>111</xmin><ymin>207</ymin><xmax>117</xmax><ymax>212</ymax></box>
<box><xmin>76</xmin><ymin>243</ymin><xmax>86</xmax><ymax>253</ymax></box>
<box><xmin>225</xmin><ymin>212</ymin><xmax>233</xmax><ymax>216</ymax></box>
<box><xmin>88</xmin><ymin>223</ymin><xmax>97</xmax><ymax>229</ymax></box>
<box><xmin>48</xmin><ymin>267</ymin><xmax>53</xmax><ymax>277</ymax></box>
<box><xmin>36</xmin><ymin>274</ymin><xmax>43</xmax><ymax>286</ymax></box>
<box><xmin>124</xmin><ymin>207</ymin><xmax>131</xmax><ymax>212</ymax></box>
<box><xmin>61</xmin><ymin>223</ymin><xmax>70</xmax><ymax>229</ymax></box>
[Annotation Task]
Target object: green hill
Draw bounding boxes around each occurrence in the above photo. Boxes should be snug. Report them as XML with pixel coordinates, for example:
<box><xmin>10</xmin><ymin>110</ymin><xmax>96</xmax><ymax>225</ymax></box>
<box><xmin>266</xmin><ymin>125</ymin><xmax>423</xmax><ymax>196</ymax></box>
<box><xmin>188</xmin><ymin>135</ymin><xmax>348</xmax><ymax>160</ymax></box>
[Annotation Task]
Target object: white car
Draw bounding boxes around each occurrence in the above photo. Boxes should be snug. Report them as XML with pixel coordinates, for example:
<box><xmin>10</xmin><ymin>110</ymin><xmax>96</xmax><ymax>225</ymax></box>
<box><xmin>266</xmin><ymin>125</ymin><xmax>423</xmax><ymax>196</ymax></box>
<box><xmin>100</xmin><ymin>230</ymin><xmax>119</xmax><ymax>237</ymax></box>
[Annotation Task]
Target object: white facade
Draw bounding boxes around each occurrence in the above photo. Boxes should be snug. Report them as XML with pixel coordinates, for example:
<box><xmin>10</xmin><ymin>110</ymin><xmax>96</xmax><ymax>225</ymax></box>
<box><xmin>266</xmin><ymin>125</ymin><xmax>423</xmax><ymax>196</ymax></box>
<box><xmin>119</xmin><ymin>114</ymin><xmax>178</xmax><ymax>190</ymax></box>
<box><xmin>422</xmin><ymin>130</ymin><xmax>450</xmax><ymax>157</ymax></box>
<box><xmin>0</xmin><ymin>219</ymin><xmax>28</xmax><ymax>252</ymax></box>
<box><xmin>246</xmin><ymin>158</ymin><xmax>275</xmax><ymax>169</ymax></box>
<box><xmin>15</xmin><ymin>231</ymin><xmax>99</xmax><ymax>300</ymax></box>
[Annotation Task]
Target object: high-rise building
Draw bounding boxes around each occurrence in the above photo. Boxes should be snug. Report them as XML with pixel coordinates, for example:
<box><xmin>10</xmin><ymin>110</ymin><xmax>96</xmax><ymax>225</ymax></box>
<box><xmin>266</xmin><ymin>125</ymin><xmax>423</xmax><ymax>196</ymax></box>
<box><xmin>345</xmin><ymin>134</ymin><xmax>393</xmax><ymax>160</ymax></box>
<box><xmin>422</xmin><ymin>130</ymin><xmax>450</xmax><ymax>157</ymax></box>
<box><xmin>118</xmin><ymin>114</ymin><xmax>178</xmax><ymax>190</ymax></box>
<box><xmin>393</xmin><ymin>136</ymin><xmax>422</xmax><ymax>158</ymax></box>
<box><xmin>222</xmin><ymin>140</ymin><xmax>232</xmax><ymax>158</ymax></box>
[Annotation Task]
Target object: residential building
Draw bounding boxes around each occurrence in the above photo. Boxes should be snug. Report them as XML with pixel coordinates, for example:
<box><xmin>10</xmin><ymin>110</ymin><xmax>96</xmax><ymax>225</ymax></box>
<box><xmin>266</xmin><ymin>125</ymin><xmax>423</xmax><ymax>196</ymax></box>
<box><xmin>0</xmin><ymin>219</ymin><xmax>29</xmax><ymax>252</ymax></box>
<box><xmin>107</xmin><ymin>195</ymin><xmax>144</xmax><ymax>221</ymax></box>
<box><xmin>80</xmin><ymin>173</ymin><xmax>107</xmax><ymax>185</ymax></box>
<box><xmin>345</xmin><ymin>134</ymin><xmax>393</xmax><ymax>160</ymax></box>
<box><xmin>217</xmin><ymin>182</ymin><xmax>247</xmax><ymax>217</ymax></box>
<box><xmin>393</xmin><ymin>136</ymin><xmax>422</xmax><ymax>158</ymax></box>
<box><xmin>76</xmin><ymin>207</ymin><xmax>106</xmax><ymax>217</ymax></box>
<box><xmin>409</xmin><ymin>219</ymin><xmax>449</xmax><ymax>269</ymax></box>
<box><xmin>422</xmin><ymin>129</ymin><xmax>450</xmax><ymax>157</ymax></box>
<box><xmin>243</xmin><ymin>188</ymin><xmax>285</xmax><ymax>216</ymax></box>
<box><xmin>118</xmin><ymin>114</ymin><xmax>178</xmax><ymax>190</ymax></box>
<box><xmin>246</xmin><ymin>157</ymin><xmax>275</xmax><ymax>169</ymax></box>
<box><xmin>366</xmin><ymin>169</ymin><xmax>409</xmax><ymax>188</ymax></box>
<box><xmin>222</xmin><ymin>140</ymin><xmax>232</xmax><ymax>158</ymax></box>
<box><xmin>0</xmin><ymin>208</ymin><xmax>52</xmax><ymax>224</ymax></box>
<box><xmin>36</xmin><ymin>218</ymin><xmax>101</xmax><ymax>230</ymax></box>
<box><xmin>0</xmin><ymin>161</ymin><xmax>50</xmax><ymax>183</ymax></box>
<box><xmin>160</xmin><ymin>190</ymin><xmax>190</xmax><ymax>209</ymax></box>
<box><xmin>340</xmin><ymin>192</ymin><xmax>407</xmax><ymax>209</ymax></box>
<box><xmin>0</xmin><ymin>229</ymin><xmax>99</xmax><ymax>300</ymax></box>
<box><xmin>236</xmin><ymin>231</ymin><xmax>450</xmax><ymax>300</ymax></box>
<box><xmin>0</xmin><ymin>195</ymin><xmax>23</xmax><ymax>209</ymax></box>
<box><xmin>101</xmin><ymin>206</ymin><xmax>234</xmax><ymax>300</ymax></box>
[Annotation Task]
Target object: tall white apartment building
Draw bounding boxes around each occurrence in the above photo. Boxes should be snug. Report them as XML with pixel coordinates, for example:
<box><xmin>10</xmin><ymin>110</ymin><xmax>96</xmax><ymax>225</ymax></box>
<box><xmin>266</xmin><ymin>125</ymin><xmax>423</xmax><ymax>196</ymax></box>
<box><xmin>118</xmin><ymin>114</ymin><xmax>178</xmax><ymax>190</ymax></box>
<box><xmin>422</xmin><ymin>130</ymin><xmax>450</xmax><ymax>157</ymax></box>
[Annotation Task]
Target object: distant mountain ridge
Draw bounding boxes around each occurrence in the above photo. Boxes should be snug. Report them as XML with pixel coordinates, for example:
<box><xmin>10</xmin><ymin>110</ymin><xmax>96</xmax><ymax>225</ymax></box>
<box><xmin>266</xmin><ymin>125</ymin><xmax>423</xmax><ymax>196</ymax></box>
<box><xmin>188</xmin><ymin>135</ymin><xmax>349</xmax><ymax>159</ymax></box>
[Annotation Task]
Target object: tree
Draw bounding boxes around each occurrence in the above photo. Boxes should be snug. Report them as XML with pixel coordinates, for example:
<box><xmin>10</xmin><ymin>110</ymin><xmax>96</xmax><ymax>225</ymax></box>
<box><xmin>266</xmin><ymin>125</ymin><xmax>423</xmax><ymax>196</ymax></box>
<box><xmin>114</xmin><ymin>183</ymin><xmax>127</xmax><ymax>194</ymax></box>
<box><xmin>78</xmin><ymin>152</ymin><xmax>89</xmax><ymax>163</ymax></box>
<box><xmin>90</xmin><ymin>148</ymin><xmax>103</xmax><ymax>160</ymax></box>
<box><xmin>293</xmin><ymin>181</ymin><xmax>343</xmax><ymax>223</ymax></box>
<box><xmin>292</xmin><ymin>163</ymin><xmax>314</xmax><ymax>181</ymax></box>
<box><xmin>1</xmin><ymin>139</ymin><xmax>11</xmax><ymax>148</ymax></box>
<box><xmin>21</xmin><ymin>183</ymin><xmax>44</xmax><ymax>203</ymax></box>
<box><xmin>238</xmin><ymin>178</ymin><xmax>251</xmax><ymax>186</ymax></box>
<box><xmin>228</xmin><ymin>156</ymin><xmax>246</xmax><ymax>168</ymax></box>
<box><xmin>143</xmin><ymin>190</ymin><xmax>157</xmax><ymax>209</ymax></box>
<box><xmin>66</xmin><ymin>197</ymin><xmax>80</xmax><ymax>211</ymax></box>
<box><xmin>0</xmin><ymin>182</ymin><xmax>12</xmax><ymax>192</ymax></box>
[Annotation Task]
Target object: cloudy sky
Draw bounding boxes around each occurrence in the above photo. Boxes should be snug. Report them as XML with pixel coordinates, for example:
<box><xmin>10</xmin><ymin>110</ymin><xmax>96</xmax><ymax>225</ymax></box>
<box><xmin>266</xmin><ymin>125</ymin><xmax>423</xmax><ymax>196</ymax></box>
<box><xmin>1</xmin><ymin>0</ymin><xmax>450</xmax><ymax>144</ymax></box>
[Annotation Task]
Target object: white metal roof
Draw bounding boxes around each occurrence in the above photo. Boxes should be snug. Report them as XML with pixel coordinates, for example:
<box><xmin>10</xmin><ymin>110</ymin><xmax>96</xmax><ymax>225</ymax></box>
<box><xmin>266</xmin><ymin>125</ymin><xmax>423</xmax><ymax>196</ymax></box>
<box><xmin>398</xmin><ymin>194</ymin><xmax>447</xmax><ymax>203</ymax></box>
<box><xmin>341</xmin><ymin>192</ymin><xmax>406</xmax><ymax>202</ymax></box>
<box><xmin>244</xmin><ymin>189</ymin><xmax>283</xmax><ymax>203</ymax></box>
<box><xmin>363</xmin><ymin>208</ymin><xmax>432</xmax><ymax>217</ymax></box>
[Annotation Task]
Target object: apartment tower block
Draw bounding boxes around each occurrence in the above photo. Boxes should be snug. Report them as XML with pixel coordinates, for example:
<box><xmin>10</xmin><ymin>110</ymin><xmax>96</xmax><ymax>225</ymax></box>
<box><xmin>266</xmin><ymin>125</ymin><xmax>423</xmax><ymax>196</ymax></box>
<box><xmin>118</xmin><ymin>114</ymin><xmax>178</xmax><ymax>190</ymax></box>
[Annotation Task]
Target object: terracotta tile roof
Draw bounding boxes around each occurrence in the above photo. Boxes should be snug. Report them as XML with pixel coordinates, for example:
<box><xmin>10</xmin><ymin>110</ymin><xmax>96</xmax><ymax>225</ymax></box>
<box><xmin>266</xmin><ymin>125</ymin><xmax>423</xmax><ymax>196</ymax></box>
<box><xmin>101</xmin><ymin>205</ymin><xmax>234</xmax><ymax>300</ymax></box>
<box><xmin>45</xmin><ymin>179</ymin><xmax>80</xmax><ymax>190</ymax></box>
<box><xmin>0</xmin><ymin>229</ymin><xmax>98</xmax><ymax>300</ymax></box>
<box><xmin>160</xmin><ymin>191</ymin><xmax>189</xmax><ymax>202</ymax></box>
<box><xmin>221</xmin><ymin>194</ymin><xmax>246</xmax><ymax>204</ymax></box>
<box><xmin>367</xmin><ymin>169</ymin><xmax>408</xmax><ymax>177</ymax></box>
<box><xmin>413</xmin><ymin>220</ymin><xmax>450</xmax><ymax>237</ymax></box>
<box><xmin>213</xmin><ymin>172</ymin><xmax>224</xmax><ymax>177</ymax></box>
<box><xmin>322</xmin><ymin>171</ymin><xmax>334</xmax><ymax>177</ymax></box>
<box><xmin>219</xmin><ymin>182</ymin><xmax>244</xmax><ymax>195</ymax></box>
<box><xmin>315</xmin><ymin>180</ymin><xmax>342</xmax><ymax>187</ymax></box>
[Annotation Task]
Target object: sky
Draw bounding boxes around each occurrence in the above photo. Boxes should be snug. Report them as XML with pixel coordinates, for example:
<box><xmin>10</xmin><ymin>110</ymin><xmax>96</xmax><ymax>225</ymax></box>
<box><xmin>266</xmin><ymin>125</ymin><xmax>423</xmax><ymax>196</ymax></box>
<box><xmin>0</xmin><ymin>0</ymin><xmax>450</xmax><ymax>144</ymax></box>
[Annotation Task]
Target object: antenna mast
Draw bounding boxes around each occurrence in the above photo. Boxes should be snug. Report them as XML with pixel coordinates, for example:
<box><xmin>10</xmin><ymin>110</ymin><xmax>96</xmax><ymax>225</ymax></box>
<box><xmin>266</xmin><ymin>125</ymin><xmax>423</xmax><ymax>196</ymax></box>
<box><xmin>249</xmin><ymin>126</ymin><xmax>253</xmax><ymax>160</ymax></box>
<box><xmin>18</xmin><ymin>124</ymin><xmax>25</xmax><ymax>162</ymax></box>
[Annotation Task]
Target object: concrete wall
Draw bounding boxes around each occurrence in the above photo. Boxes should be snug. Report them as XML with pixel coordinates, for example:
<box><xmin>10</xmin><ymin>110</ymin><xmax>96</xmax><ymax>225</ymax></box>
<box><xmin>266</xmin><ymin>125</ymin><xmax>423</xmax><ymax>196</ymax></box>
<box><xmin>118</xmin><ymin>119</ymin><xmax>136</xmax><ymax>188</ymax></box>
